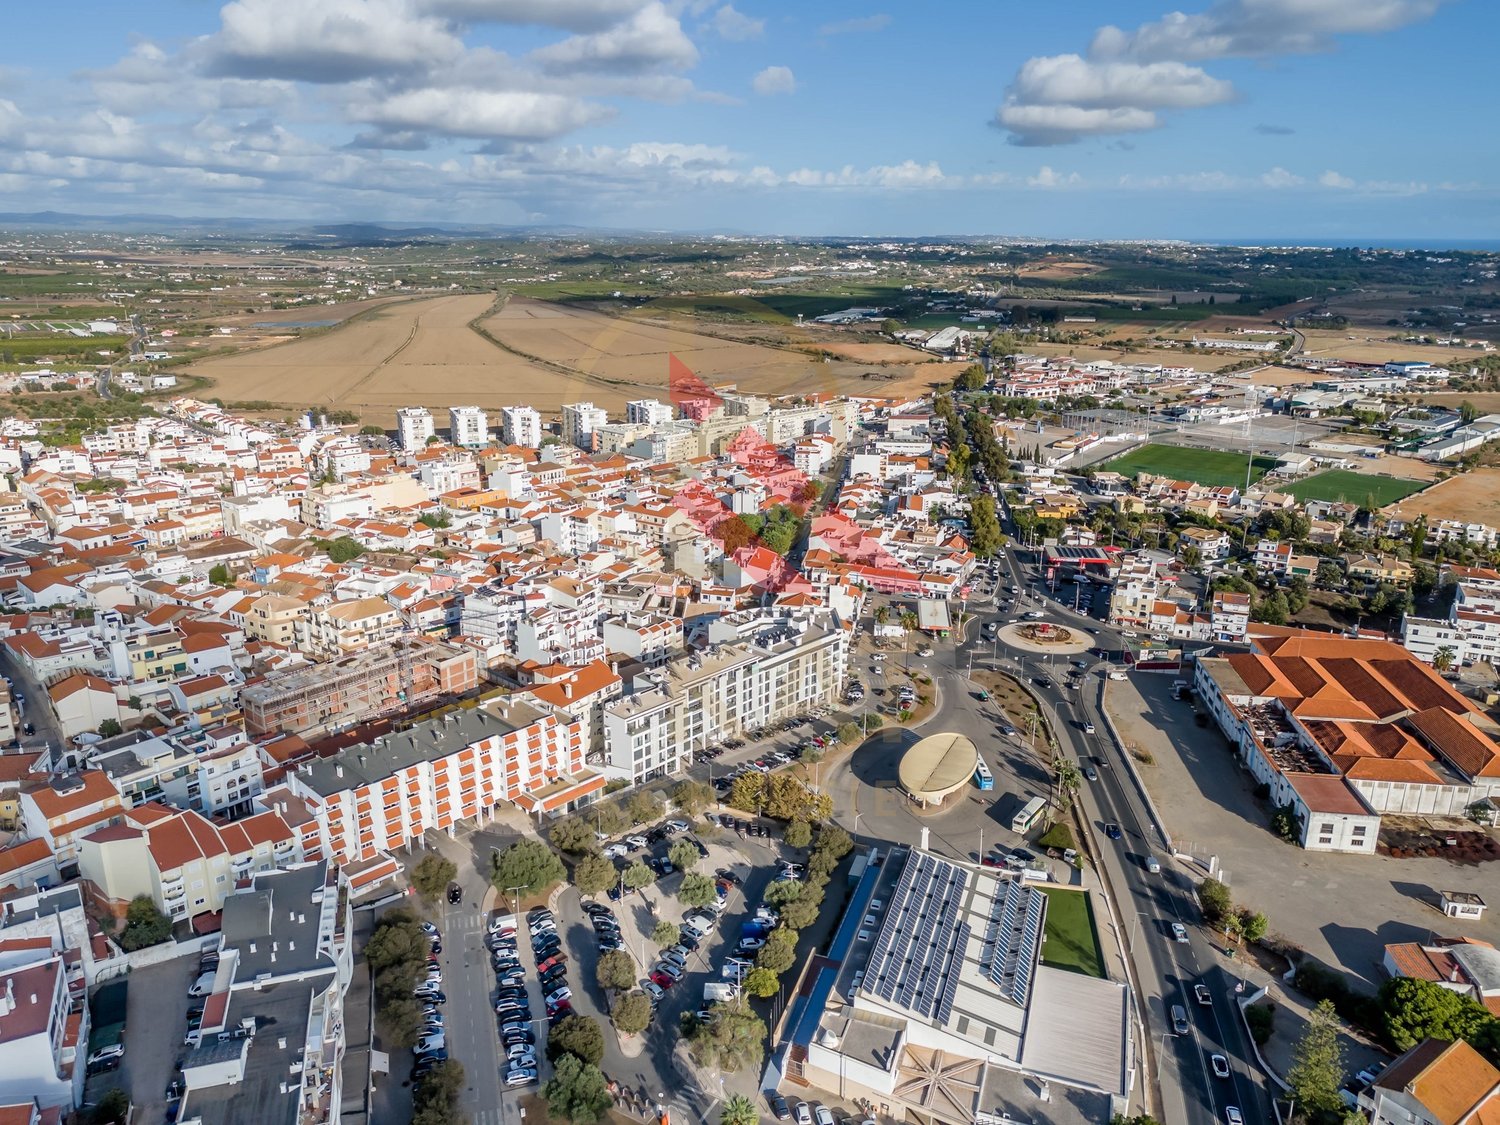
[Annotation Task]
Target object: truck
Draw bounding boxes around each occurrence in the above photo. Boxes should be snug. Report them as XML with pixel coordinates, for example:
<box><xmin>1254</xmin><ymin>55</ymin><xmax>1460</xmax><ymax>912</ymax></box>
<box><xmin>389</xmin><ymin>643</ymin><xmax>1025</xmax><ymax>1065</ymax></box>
<box><xmin>703</xmin><ymin>982</ymin><xmax>740</xmax><ymax>1003</ymax></box>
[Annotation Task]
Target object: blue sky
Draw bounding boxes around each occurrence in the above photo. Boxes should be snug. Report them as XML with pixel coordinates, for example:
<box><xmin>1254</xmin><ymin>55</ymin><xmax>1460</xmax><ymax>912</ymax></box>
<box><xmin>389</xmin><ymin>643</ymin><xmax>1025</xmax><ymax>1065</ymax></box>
<box><xmin>0</xmin><ymin>0</ymin><xmax>1492</xmax><ymax>240</ymax></box>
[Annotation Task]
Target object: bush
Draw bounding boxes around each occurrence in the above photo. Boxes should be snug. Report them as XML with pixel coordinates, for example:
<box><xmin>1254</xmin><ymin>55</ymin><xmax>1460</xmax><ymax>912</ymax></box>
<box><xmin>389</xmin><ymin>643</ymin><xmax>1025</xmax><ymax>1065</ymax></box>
<box><xmin>1197</xmin><ymin>877</ymin><xmax>1234</xmax><ymax>926</ymax></box>
<box><xmin>548</xmin><ymin>1014</ymin><xmax>605</xmax><ymax>1066</ymax></box>
<box><xmin>612</xmin><ymin>991</ymin><xmax>653</xmax><ymax>1036</ymax></box>
<box><xmin>118</xmin><ymin>896</ymin><xmax>171</xmax><ymax>951</ymax></box>
<box><xmin>1246</xmin><ymin>1002</ymin><xmax>1275</xmax><ymax>1046</ymax></box>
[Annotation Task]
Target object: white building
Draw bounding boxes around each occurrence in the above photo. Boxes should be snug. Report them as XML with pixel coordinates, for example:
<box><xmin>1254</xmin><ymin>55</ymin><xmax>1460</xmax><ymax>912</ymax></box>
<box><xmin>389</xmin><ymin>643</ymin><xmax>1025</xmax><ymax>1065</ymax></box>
<box><xmin>562</xmin><ymin>402</ymin><xmax>609</xmax><ymax>451</ymax></box>
<box><xmin>396</xmin><ymin>407</ymin><xmax>435</xmax><ymax>450</ymax></box>
<box><xmin>501</xmin><ymin>405</ymin><xmax>543</xmax><ymax>449</ymax></box>
<box><xmin>0</xmin><ymin>956</ymin><xmax>84</xmax><ymax>1115</ymax></box>
<box><xmin>626</xmin><ymin>399</ymin><xmax>674</xmax><ymax>427</ymax></box>
<box><xmin>448</xmin><ymin>406</ymin><xmax>488</xmax><ymax>449</ymax></box>
<box><xmin>1402</xmin><ymin>566</ymin><xmax>1500</xmax><ymax>667</ymax></box>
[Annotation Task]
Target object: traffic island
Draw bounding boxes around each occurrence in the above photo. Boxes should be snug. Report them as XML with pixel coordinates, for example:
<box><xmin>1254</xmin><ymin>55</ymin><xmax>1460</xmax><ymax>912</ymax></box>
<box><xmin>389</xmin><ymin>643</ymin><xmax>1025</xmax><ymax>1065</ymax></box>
<box><xmin>996</xmin><ymin>620</ymin><xmax>1093</xmax><ymax>656</ymax></box>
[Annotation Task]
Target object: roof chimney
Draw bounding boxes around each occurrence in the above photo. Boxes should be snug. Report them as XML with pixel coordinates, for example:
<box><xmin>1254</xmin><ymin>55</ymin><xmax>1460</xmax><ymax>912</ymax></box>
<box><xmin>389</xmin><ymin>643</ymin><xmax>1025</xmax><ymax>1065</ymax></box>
<box><xmin>564</xmin><ymin>681</ymin><xmax>573</xmax><ymax>700</ymax></box>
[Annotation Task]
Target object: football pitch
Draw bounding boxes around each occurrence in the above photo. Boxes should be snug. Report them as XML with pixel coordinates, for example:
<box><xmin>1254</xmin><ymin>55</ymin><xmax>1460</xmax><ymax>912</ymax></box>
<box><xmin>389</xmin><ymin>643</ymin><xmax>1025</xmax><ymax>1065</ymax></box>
<box><xmin>1101</xmin><ymin>444</ymin><xmax>1277</xmax><ymax>487</ymax></box>
<box><xmin>1284</xmin><ymin>470</ymin><xmax>1426</xmax><ymax>507</ymax></box>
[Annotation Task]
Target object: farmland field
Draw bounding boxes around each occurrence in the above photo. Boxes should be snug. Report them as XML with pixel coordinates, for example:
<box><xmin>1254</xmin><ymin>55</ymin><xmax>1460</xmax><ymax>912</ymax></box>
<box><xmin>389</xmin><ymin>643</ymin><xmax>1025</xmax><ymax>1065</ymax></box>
<box><xmin>1101</xmin><ymin>443</ymin><xmax>1277</xmax><ymax>486</ymax></box>
<box><xmin>1284</xmin><ymin>470</ymin><xmax>1426</xmax><ymax>507</ymax></box>
<box><xmin>190</xmin><ymin>293</ymin><xmax>937</xmax><ymax>423</ymax></box>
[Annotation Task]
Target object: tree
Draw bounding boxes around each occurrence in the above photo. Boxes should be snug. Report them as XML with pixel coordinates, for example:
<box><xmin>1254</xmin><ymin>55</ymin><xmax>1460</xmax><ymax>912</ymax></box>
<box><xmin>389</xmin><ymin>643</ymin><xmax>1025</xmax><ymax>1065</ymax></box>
<box><xmin>412</xmin><ymin>1059</ymin><xmax>466</xmax><ymax>1125</ymax></box>
<box><xmin>784</xmin><ymin>819</ymin><xmax>812</xmax><ymax>848</ymax></box>
<box><xmin>954</xmin><ymin>364</ymin><xmax>986</xmax><ymax>393</ymax></box>
<box><xmin>543</xmin><ymin>1054</ymin><xmax>614</xmax><ymax>1125</ymax></box>
<box><xmin>628</xmin><ymin>789</ymin><xmax>663</xmax><ymax>825</ymax></box>
<box><xmin>409</xmin><ymin>853</ymin><xmax>457</xmax><ymax>901</ymax></box>
<box><xmin>763</xmin><ymin>880</ymin><xmax>803</xmax><ymax>908</ymax></box>
<box><xmin>1288</xmin><ymin>999</ymin><xmax>1346</xmax><ymax>1116</ymax></box>
<box><xmin>366</xmin><ymin>909</ymin><xmax>426</xmax><ymax>971</ymax></box>
<box><xmin>97</xmin><ymin>718</ymin><xmax>123</xmax><ymax>738</ymax></box>
<box><xmin>319</xmin><ymin>536</ymin><xmax>366</xmax><ymax>564</ymax></box>
<box><xmin>1433</xmin><ymin>645</ymin><xmax>1457</xmax><ymax>674</ymax></box>
<box><xmin>612</xmin><ymin>990</ymin><xmax>653</xmax><ymax>1036</ymax></box>
<box><xmin>837</xmin><ymin>721</ymin><xmax>861</xmax><ymax>745</ymax></box>
<box><xmin>623</xmin><ymin>861</ymin><xmax>656</xmax><ymax>891</ymax></box>
<box><xmin>91</xmin><ymin>1088</ymin><xmax>131</xmax><ymax>1125</ymax></box>
<box><xmin>119</xmin><ymin>895</ymin><xmax>172</xmax><ymax>950</ymax></box>
<box><xmin>651</xmin><ymin>920</ymin><xmax>680</xmax><ymax>947</ymax></box>
<box><xmin>668</xmin><ymin>840</ymin><xmax>701</xmax><ymax>873</ymax></box>
<box><xmin>1241</xmin><ymin>910</ymin><xmax>1269</xmax><ymax>943</ymax></box>
<box><xmin>377</xmin><ymin>991</ymin><xmax>425</xmax><ymax>1049</ymax></box>
<box><xmin>672</xmin><ymin>779</ymin><xmax>714</xmax><ymax>817</ymax></box>
<box><xmin>573</xmin><ymin>853</ymin><xmax>618</xmax><ymax>897</ymax></box>
<box><xmin>1051</xmin><ymin>755</ymin><xmax>1082</xmax><ymax>812</ymax></box>
<box><xmin>743</xmin><ymin>967</ymin><xmax>780</xmax><ymax>998</ymax></box>
<box><xmin>552</xmin><ymin>817</ymin><xmax>601</xmax><ymax>855</ymax></box>
<box><xmin>1110</xmin><ymin>1116</ymin><xmax>1162</xmax><ymax>1125</ymax></box>
<box><xmin>597</xmin><ymin>950</ymin><xmax>636</xmax><ymax>993</ymax></box>
<box><xmin>946</xmin><ymin>442</ymin><xmax>971</xmax><ymax>482</ymax></box>
<box><xmin>1316</xmin><ymin>559</ymin><xmax>1345</xmax><ymax>587</ymax></box>
<box><xmin>815</xmin><ymin>823</ymin><xmax>854</xmax><ymax>859</ymax></box>
<box><xmin>207</xmin><ymin>563</ymin><xmax>231</xmax><ymax>586</ymax></box>
<box><xmin>490</xmin><ymin>839</ymin><xmax>566</xmax><ymax>901</ymax></box>
<box><xmin>1380</xmin><ymin>977</ymin><xmax>1498</xmax><ymax>1053</ymax></box>
<box><xmin>1197</xmin><ymin>878</ymin><xmax>1234</xmax><ymax>926</ymax></box>
<box><xmin>679</xmin><ymin>873</ymin><xmax>718</xmax><ymax>909</ymax></box>
<box><xmin>780</xmin><ymin>898</ymin><xmax>821</xmax><ymax>931</ymax></box>
<box><xmin>683</xmin><ymin>999</ymin><xmax>768</xmax><ymax>1073</ymax></box>
<box><xmin>755</xmin><ymin>937</ymin><xmax>797</xmax><ymax>975</ymax></box>
<box><xmin>548</xmin><ymin>1014</ymin><xmax>605</xmax><ymax>1066</ymax></box>
<box><xmin>721</xmin><ymin>1094</ymin><xmax>760</xmax><ymax>1125</ymax></box>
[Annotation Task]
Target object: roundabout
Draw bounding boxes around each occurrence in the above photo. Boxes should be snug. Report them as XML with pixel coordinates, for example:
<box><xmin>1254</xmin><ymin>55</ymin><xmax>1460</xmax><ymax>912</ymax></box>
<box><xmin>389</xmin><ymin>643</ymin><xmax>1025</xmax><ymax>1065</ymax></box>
<box><xmin>995</xmin><ymin>619</ymin><xmax>1093</xmax><ymax>656</ymax></box>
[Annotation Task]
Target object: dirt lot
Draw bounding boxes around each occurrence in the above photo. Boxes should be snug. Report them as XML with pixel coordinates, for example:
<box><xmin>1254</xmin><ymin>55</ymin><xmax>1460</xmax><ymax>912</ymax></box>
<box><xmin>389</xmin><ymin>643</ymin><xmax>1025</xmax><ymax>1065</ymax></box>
<box><xmin>1297</xmin><ymin>328</ymin><xmax>1472</xmax><ymax>365</ymax></box>
<box><xmin>1384</xmin><ymin>466</ymin><xmax>1500</xmax><ymax>523</ymax></box>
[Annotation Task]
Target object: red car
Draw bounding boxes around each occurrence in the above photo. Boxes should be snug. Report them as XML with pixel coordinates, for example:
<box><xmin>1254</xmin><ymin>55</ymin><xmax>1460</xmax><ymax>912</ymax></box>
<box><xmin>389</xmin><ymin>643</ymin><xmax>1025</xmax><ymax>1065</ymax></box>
<box><xmin>649</xmin><ymin>970</ymin><xmax>676</xmax><ymax>989</ymax></box>
<box><xmin>981</xmin><ymin>856</ymin><xmax>1005</xmax><ymax>868</ymax></box>
<box><xmin>537</xmin><ymin>955</ymin><xmax>567</xmax><ymax>974</ymax></box>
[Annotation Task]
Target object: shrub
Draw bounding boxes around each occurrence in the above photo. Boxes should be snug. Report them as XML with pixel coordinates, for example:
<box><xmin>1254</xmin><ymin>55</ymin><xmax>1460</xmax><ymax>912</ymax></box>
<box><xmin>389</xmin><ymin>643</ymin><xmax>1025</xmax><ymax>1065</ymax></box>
<box><xmin>1245</xmin><ymin>1002</ymin><xmax>1275</xmax><ymax>1046</ymax></box>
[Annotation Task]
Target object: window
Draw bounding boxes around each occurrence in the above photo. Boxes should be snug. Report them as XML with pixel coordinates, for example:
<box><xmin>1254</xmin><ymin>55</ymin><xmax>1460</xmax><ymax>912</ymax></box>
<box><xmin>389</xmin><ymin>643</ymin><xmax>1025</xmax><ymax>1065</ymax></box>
<box><xmin>1351</xmin><ymin>825</ymin><xmax>1367</xmax><ymax>836</ymax></box>
<box><xmin>1318</xmin><ymin>836</ymin><xmax>1333</xmax><ymax>847</ymax></box>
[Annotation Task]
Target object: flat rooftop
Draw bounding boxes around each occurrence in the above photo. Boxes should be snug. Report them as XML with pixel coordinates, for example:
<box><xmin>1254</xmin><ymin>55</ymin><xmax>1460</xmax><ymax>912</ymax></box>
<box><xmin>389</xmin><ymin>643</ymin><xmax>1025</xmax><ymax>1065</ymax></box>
<box><xmin>180</xmin><ymin>981</ymin><xmax>315</xmax><ymax>1125</ymax></box>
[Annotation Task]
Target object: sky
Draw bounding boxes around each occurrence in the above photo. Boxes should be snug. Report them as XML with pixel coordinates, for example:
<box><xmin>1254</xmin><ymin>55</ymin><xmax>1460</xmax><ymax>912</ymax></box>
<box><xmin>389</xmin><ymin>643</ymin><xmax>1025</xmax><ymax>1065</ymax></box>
<box><xmin>0</xmin><ymin>0</ymin><xmax>1493</xmax><ymax>241</ymax></box>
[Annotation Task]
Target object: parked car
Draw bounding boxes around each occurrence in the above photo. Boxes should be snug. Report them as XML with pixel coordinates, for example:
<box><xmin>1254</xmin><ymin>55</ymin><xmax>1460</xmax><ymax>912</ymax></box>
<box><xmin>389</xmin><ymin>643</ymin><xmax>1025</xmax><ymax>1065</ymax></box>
<box><xmin>814</xmin><ymin>1106</ymin><xmax>835</xmax><ymax>1125</ymax></box>
<box><xmin>768</xmin><ymin>1094</ymin><xmax>791</xmax><ymax>1121</ymax></box>
<box><xmin>794</xmin><ymin>1103</ymin><xmax>813</xmax><ymax>1125</ymax></box>
<box><xmin>506</xmin><ymin>1068</ymin><xmax>538</xmax><ymax>1087</ymax></box>
<box><xmin>88</xmin><ymin>1044</ymin><xmax>125</xmax><ymax>1067</ymax></box>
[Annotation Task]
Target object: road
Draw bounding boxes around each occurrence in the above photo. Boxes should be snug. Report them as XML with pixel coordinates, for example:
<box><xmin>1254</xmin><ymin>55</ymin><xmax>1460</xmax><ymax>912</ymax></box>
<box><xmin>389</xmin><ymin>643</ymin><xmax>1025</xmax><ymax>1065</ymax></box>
<box><xmin>0</xmin><ymin>645</ymin><xmax>64</xmax><ymax>760</ymax></box>
<box><xmin>935</xmin><ymin>515</ymin><xmax>1274</xmax><ymax>1125</ymax></box>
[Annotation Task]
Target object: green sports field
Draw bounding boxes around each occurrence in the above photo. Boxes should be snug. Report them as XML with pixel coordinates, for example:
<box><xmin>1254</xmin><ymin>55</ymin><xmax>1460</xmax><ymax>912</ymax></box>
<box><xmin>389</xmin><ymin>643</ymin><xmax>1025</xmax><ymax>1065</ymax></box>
<box><xmin>1284</xmin><ymin>470</ymin><xmax>1426</xmax><ymax>507</ymax></box>
<box><xmin>1101</xmin><ymin>443</ymin><xmax>1277</xmax><ymax>487</ymax></box>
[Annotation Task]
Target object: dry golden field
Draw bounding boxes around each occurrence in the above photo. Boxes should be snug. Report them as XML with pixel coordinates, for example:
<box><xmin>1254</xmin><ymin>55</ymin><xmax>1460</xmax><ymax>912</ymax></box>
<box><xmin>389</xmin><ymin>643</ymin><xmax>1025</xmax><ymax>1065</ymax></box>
<box><xmin>1384</xmin><ymin>467</ymin><xmax>1500</xmax><ymax>523</ymax></box>
<box><xmin>191</xmin><ymin>293</ymin><xmax>942</xmax><ymax>423</ymax></box>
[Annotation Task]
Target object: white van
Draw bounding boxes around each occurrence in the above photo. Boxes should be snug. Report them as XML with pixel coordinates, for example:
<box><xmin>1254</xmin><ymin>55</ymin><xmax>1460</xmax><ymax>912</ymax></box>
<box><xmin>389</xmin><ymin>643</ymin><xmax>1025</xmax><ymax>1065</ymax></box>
<box><xmin>1145</xmin><ymin>856</ymin><xmax>1161</xmax><ymax>874</ymax></box>
<box><xmin>188</xmin><ymin>971</ymin><xmax>217</xmax><ymax>998</ymax></box>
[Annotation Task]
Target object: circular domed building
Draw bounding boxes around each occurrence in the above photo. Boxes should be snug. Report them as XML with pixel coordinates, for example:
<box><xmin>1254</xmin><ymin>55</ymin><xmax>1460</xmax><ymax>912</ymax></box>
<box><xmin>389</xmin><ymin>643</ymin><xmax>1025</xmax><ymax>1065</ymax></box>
<box><xmin>898</xmin><ymin>732</ymin><xmax>979</xmax><ymax>809</ymax></box>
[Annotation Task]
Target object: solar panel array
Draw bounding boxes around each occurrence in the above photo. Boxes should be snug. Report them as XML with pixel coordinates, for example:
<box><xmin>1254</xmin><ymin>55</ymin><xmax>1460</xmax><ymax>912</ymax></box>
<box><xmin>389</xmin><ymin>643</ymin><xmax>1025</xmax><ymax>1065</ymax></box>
<box><xmin>983</xmin><ymin>878</ymin><xmax>1047</xmax><ymax>1006</ymax></box>
<box><xmin>864</xmin><ymin>852</ymin><xmax>971</xmax><ymax>1025</ymax></box>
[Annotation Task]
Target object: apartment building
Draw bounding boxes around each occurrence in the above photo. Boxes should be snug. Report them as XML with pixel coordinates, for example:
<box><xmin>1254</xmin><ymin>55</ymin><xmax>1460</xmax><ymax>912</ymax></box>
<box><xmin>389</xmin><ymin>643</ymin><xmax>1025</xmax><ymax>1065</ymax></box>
<box><xmin>298</xmin><ymin>597</ymin><xmax>403</xmax><ymax>661</ymax></box>
<box><xmin>461</xmin><ymin>577</ymin><xmax>605</xmax><ymax>668</ymax></box>
<box><xmin>1403</xmin><ymin>566</ymin><xmax>1500</xmax><ymax>667</ymax></box>
<box><xmin>602</xmin><ymin>613</ymin><xmax>846</xmax><ymax>785</ymax></box>
<box><xmin>1358</xmin><ymin>1038</ymin><xmax>1498</xmax><ymax>1125</ymax></box>
<box><xmin>244</xmin><ymin>594</ymin><xmax>310</xmax><ymax>648</ymax></box>
<box><xmin>626</xmin><ymin>399</ymin><xmax>673</xmax><ymax>427</ymax></box>
<box><xmin>78</xmin><ymin>804</ymin><xmax>299</xmax><ymax>927</ymax></box>
<box><xmin>241</xmin><ymin>637</ymin><xmax>478</xmax><ymax>737</ymax></box>
<box><xmin>19</xmin><ymin>772</ymin><xmax>126</xmax><ymax>870</ymax></box>
<box><xmin>561</xmin><ymin>402</ymin><xmax>609</xmax><ymax>451</ymax></box>
<box><xmin>448</xmin><ymin>406</ymin><xmax>488</xmax><ymax>449</ymax></box>
<box><xmin>500</xmin><ymin>405</ymin><xmax>543</xmax><ymax>448</ymax></box>
<box><xmin>284</xmin><ymin>698</ymin><xmax>600</xmax><ymax>865</ymax></box>
<box><xmin>176</xmin><ymin>862</ymin><xmax>353</xmax><ymax>1125</ymax></box>
<box><xmin>396</xmin><ymin>407</ymin><xmax>435</xmax><ymax>450</ymax></box>
<box><xmin>0</xmin><ymin>957</ymin><xmax>84</xmax><ymax>1115</ymax></box>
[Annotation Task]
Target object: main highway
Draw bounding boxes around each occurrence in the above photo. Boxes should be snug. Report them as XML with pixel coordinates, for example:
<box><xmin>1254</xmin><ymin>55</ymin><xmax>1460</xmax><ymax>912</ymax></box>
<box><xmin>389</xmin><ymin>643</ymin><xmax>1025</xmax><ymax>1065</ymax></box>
<box><xmin>957</xmin><ymin>513</ymin><xmax>1273</xmax><ymax>1125</ymax></box>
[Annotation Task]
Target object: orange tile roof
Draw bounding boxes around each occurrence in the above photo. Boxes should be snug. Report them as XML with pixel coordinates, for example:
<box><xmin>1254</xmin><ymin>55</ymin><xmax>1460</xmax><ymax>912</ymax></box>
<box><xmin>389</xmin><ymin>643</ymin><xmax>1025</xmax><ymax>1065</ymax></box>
<box><xmin>1382</xmin><ymin>1039</ymin><xmax>1500</xmax><ymax>1125</ymax></box>
<box><xmin>23</xmin><ymin>772</ymin><xmax>120</xmax><ymax>821</ymax></box>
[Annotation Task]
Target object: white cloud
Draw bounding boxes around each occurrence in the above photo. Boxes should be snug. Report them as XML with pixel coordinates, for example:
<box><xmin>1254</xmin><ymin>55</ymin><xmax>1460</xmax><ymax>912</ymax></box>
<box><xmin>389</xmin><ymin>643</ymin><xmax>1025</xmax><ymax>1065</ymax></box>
<box><xmin>818</xmin><ymin>14</ymin><xmax>890</xmax><ymax>35</ymax></box>
<box><xmin>997</xmin><ymin>0</ymin><xmax>1445</xmax><ymax>144</ymax></box>
<box><xmin>419</xmin><ymin>0</ymin><xmax>651</xmax><ymax>31</ymax></box>
<box><xmin>356</xmin><ymin>88</ymin><xmax>614</xmax><ymax>139</ymax></box>
<box><xmin>711</xmin><ymin>5</ymin><xmax>763</xmax><ymax>40</ymax></box>
<box><xmin>1090</xmin><ymin>0</ymin><xmax>1445</xmax><ymax>62</ymax></box>
<box><xmin>752</xmin><ymin>65</ymin><xmax>795</xmax><ymax>96</ymax></box>
<box><xmin>1318</xmin><ymin>169</ymin><xmax>1355</xmax><ymax>188</ymax></box>
<box><xmin>997</xmin><ymin>54</ymin><xmax>1233</xmax><ymax>146</ymax></box>
<box><xmin>1028</xmin><ymin>165</ymin><xmax>1081</xmax><ymax>188</ymax></box>
<box><xmin>1260</xmin><ymin>166</ymin><xmax>1303</xmax><ymax>188</ymax></box>
<box><xmin>530</xmin><ymin>2</ymin><xmax>698</xmax><ymax>73</ymax></box>
<box><xmin>207</xmin><ymin>0</ymin><xmax>464</xmax><ymax>82</ymax></box>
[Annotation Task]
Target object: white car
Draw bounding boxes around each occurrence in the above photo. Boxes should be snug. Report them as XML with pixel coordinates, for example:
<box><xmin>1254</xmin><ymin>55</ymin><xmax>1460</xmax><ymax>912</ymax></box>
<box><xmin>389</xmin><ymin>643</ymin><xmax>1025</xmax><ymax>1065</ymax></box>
<box><xmin>814</xmin><ymin>1107</ymin><xmax>835</xmax><ymax>1125</ymax></box>
<box><xmin>794</xmin><ymin>1104</ymin><xmax>813</xmax><ymax>1125</ymax></box>
<box><xmin>415</xmin><ymin>1035</ymin><xmax>446</xmax><ymax>1055</ymax></box>
<box><xmin>1171</xmin><ymin>923</ymin><xmax>1189</xmax><ymax>944</ymax></box>
<box><xmin>666</xmin><ymin>820</ymin><xmax>690</xmax><ymax>834</ymax></box>
<box><xmin>625</xmin><ymin>835</ymin><xmax>648</xmax><ymax>849</ymax></box>
<box><xmin>1211</xmin><ymin>1054</ymin><xmax>1230</xmax><ymax>1079</ymax></box>
<box><xmin>603</xmin><ymin>843</ymin><xmax>628</xmax><ymax>859</ymax></box>
<box><xmin>641</xmin><ymin>980</ymin><xmax>665</xmax><ymax>1002</ymax></box>
<box><xmin>870</xmin><ymin>652</ymin><xmax>886</xmax><ymax>662</ymax></box>
<box><xmin>88</xmin><ymin>1044</ymin><xmax>125</xmax><ymax>1067</ymax></box>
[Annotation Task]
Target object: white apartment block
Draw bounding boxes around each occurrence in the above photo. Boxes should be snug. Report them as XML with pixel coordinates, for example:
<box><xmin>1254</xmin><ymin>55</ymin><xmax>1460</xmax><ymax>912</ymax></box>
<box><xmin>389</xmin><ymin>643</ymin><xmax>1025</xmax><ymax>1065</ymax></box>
<box><xmin>1403</xmin><ymin>566</ymin><xmax>1500</xmax><ymax>666</ymax></box>
<box><xmin>396</xmin><ymin>406</ymin><xmax>435</xmax><ymax>450</ymax></box>
<box><xmin>626</xmin><ymin>399</ymin><xmax>674</xmax><ymax>426</ymax></box>
<box><xmin>0</xmin><ymin>956</ymin><xmax>84</xmax><ymax>1115</ymax></box>
<box><xmin>602</xmin><ymin>612</ymin><xmax>846</xmax><ymax>785</ymax></box>
<box><xmin>501</xmin><ymin>405</ymin><xmax>543</xmax><ymax>448</ymax></box>
<box><xmin>448</xmin><ymin>406</ymin><xmax>488</xmax><ymax>448</ymax></box>
<box><xmin>562</xmin><ymin>402</ymin><xmax>609</xmax><ymax>451</ymax></box>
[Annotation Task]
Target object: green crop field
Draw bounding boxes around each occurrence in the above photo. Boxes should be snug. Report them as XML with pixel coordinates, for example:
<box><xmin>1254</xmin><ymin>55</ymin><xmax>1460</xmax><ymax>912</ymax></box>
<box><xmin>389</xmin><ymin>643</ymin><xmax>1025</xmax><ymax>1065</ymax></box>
<box><xmin>1038</xmin><ymin>887</ymin><xmax>1105</xmax><ymax>979</ymax></box>
<box><xmin>1101</xmin><ymin>443</ymin><xmax>1277</xmax><ymax>487</ymax></box>
<box><xmin>1285</xmin><ymin>470</ymin><xmax>1426</xmax><ymax>507</ymax></box>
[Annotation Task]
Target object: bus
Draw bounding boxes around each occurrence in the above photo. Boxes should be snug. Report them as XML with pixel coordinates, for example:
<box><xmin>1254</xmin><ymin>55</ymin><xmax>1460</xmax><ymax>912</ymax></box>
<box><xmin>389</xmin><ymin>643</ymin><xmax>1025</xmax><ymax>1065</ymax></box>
<box><xmin>973</xmin><ymin>760</ymin><xmax>994</xmax><ymax>791</ymax></box>
<box><xmin>1011</xmin><ymin>796</ymin><xmax>1047</xmax><ymax>835</ymax></box>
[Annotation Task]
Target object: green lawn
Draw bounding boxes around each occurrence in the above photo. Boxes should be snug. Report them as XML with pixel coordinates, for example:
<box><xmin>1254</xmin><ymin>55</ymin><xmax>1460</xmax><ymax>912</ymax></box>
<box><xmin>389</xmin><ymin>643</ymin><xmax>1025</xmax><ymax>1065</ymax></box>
<box><xmin>1284</xmin><ymin>469</ymin><xmax>1426</xmax><ymax>508</ymax></box>
<box><xmin>1039</xmin><ymin>887</ymin><xmax>1106</xmax><ymax>979</ymax></box>
<box><xmin>1101</xmin><ymin>443</ymin><xmax>1277</xmax><ymax>487</ymax></box>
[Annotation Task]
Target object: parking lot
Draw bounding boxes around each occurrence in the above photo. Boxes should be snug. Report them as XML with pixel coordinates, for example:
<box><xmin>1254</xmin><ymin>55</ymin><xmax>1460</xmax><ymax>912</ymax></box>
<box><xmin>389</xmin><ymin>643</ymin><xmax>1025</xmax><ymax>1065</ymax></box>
<box><xmin>83</xmin><ymin>948</ymin><xmax>212</xmax><ymax>1122</ymax></box>
<box><xmin>1106</xmin><ymin>670</ymin><xmax>1500</xmax><ymax>987</ymax></box>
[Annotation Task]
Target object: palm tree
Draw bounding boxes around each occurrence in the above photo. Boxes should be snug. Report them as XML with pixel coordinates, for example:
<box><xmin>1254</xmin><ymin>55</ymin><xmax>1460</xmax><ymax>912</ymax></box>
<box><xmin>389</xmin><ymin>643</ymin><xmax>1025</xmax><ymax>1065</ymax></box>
<box><xmin>1433</xmin><ymin>646</ymin><xmax>1457</xmax><ymax>674</ymax></box>
<box><xmin>899</xmin><ymin>610</ymin><xmax>919</xmax><ymax>633</ymax></box>
<box><xmin>1051</xmin><ymin>755</ymin><xmax>1082</xmax><ymax>813</ymax></box>
<box><xmin>721</xmin><ymin>1095</ymin><xmax>759</xmax><ymax>1125</ymax></box>
<box><xmin>874</xmin><ymin>606</ymin><xmax>890</xmax><ymax>626</ymax></box>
